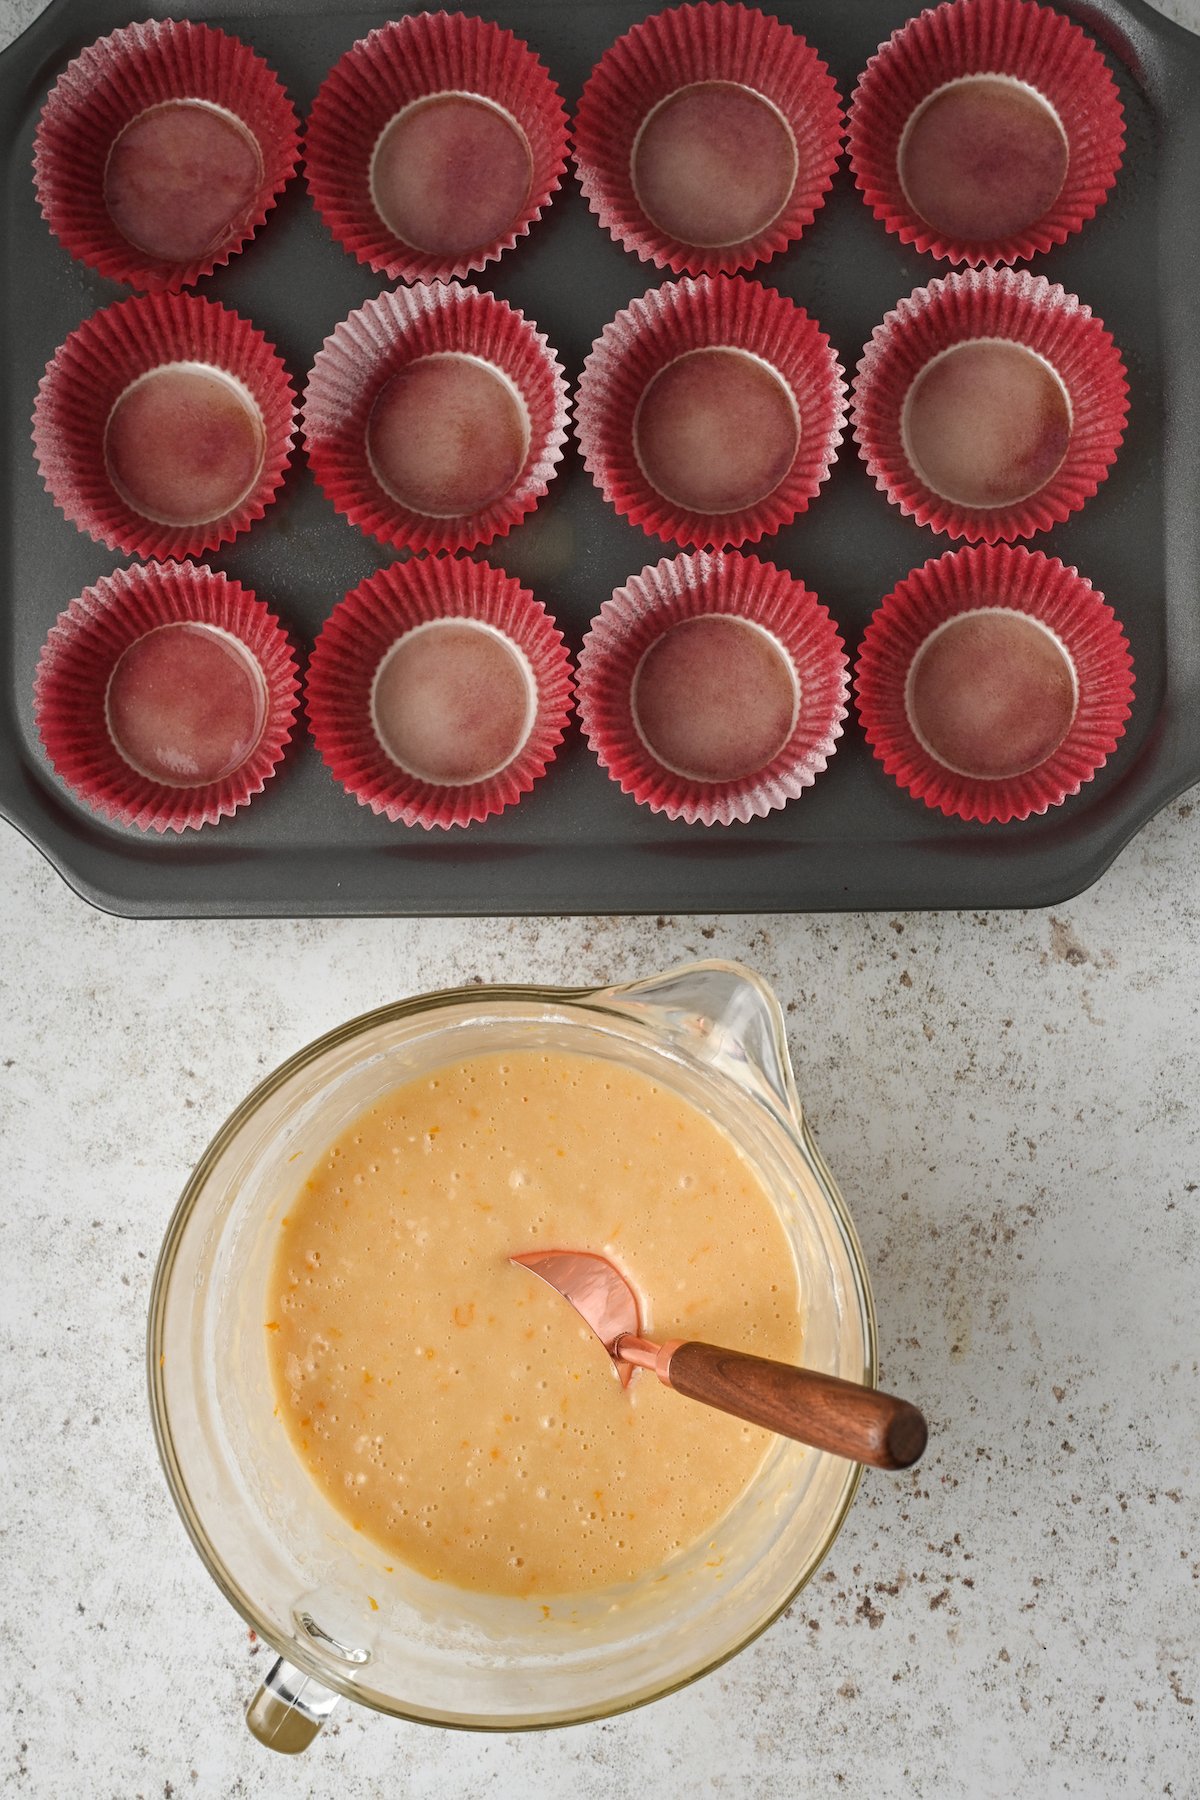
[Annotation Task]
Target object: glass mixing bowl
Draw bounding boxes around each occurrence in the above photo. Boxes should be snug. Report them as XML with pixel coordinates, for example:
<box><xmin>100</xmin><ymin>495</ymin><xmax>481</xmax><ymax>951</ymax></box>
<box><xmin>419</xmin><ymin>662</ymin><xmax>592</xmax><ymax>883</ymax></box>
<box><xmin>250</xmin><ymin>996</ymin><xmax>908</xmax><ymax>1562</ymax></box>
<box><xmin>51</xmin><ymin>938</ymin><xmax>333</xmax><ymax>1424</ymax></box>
<box><xmin>148</xmin><ymin>961</ymin><xmax>875</xmax><ymax>1750</ymax></box>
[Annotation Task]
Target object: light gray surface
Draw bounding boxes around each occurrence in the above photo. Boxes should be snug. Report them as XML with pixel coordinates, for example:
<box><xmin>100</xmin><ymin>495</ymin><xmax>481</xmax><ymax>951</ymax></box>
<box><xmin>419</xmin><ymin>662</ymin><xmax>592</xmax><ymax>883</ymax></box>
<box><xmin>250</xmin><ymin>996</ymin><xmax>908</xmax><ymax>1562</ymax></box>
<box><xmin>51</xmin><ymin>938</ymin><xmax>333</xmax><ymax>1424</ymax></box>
<box><xmin>3</xmin><ymin>1</ymin><xmax>1199</xmax><ymax>1796</ymax></box>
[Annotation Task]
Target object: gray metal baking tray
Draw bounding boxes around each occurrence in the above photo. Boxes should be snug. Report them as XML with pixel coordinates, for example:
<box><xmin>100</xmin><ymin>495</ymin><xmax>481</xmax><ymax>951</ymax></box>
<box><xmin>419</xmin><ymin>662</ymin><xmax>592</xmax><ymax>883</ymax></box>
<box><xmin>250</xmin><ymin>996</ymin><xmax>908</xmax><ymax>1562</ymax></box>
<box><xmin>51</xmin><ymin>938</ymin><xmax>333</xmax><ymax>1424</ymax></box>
<box><xmin>1</xmin><ymin>0</ymin><xmax>1198</xmax><ymax>916</ymax></box>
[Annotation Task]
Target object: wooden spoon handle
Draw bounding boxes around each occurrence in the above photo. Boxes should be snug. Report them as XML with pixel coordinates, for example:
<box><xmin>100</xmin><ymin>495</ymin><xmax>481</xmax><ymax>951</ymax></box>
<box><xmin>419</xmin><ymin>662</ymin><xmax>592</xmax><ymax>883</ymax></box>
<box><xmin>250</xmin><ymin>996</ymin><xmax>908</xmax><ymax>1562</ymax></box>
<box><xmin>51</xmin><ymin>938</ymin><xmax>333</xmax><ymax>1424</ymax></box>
<box><xmin>664</xmin><ymin>1341</ymin><xmax>927</xmax><ymax>1470</ymax></box>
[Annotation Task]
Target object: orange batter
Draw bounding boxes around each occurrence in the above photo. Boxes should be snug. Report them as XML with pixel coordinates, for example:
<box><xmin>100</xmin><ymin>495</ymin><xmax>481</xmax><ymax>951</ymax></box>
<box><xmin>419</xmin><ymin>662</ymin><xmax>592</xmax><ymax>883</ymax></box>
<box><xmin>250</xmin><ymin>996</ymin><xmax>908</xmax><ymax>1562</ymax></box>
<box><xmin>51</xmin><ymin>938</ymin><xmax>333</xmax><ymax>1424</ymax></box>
<box><xmin>266</xmin><ymin>1049</ymin><xmax>801</xmax><ymax>1596</ymax></box>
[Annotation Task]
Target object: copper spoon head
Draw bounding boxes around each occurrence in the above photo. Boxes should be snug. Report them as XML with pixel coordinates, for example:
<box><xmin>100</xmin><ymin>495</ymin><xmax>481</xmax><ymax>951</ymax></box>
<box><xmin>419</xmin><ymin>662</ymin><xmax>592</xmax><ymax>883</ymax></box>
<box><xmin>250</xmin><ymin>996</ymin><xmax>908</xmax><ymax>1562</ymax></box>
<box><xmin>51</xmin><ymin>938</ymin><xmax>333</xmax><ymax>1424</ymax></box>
<box><xmin>510</xmin><ymin>1249</ymin><xmax>641</xmax><ymax>1386</ymax></box>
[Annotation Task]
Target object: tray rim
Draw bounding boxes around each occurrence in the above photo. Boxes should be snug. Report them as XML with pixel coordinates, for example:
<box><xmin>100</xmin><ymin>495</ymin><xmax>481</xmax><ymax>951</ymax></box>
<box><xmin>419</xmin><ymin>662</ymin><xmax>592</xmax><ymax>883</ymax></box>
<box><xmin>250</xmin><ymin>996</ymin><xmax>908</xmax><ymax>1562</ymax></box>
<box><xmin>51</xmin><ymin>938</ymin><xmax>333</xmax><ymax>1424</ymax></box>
<box><xmin>2</xmin><ymin>0</ymin><xmax>1199</xmax><ymax>919</ymax></box>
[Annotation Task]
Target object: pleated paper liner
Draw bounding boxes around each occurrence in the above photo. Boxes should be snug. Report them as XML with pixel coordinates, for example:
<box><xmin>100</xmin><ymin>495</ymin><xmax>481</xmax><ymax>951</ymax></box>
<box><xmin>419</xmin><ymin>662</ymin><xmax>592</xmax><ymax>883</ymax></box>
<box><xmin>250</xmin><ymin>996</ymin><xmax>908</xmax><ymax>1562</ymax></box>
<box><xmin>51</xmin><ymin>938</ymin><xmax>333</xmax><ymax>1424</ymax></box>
<box><xmin>573</xmin><ymin>1</ymin><xmax>843</xmax><ymax>276</ymax></box>
<box><xmin>854</xmin><ymin>545</ymin><xmax>1134</xmax><ymax>824</ymax></box>
<box><xmin>851</xmin><ymin>269</ymin><xmax>1129</xmax><ymax>543</ymax></box>
<box><xmin>575</xmin><ymin>275</ymin><xmax>846</xmax><ymax>551</ymax></box>
<box><xmin>847</xmin><ymin>0</ymin><xmax>1125</xmax><ymax>266</ymax></box>
<box><xmin>33</xmin><ymin>561</ymin><xmax>300</xmax><ymax>833</ymax></box>
<box><xmin>304</xmin><ymin>12</ymin><xmax>569</xmax><ymax>282</ymax></box>
<box><xmin>305</xmin><ymin>556</ymin><xmax>574</xmax><ymax>829</ymax></box>
<box><xmin>34</xmin><ymin>19</ymin><xmax>300</xmax><ymax>291</ymax></box>
<box><xmin>577</xmin><ymin>551</ymin><xmax>848</xmax><ymax>825</ymax></box>
<box><xmin>33</xmin><ymin>292</ymin><xmax>296</xmax><ymax>560</ymax></box>
<box><xmin>302</xmin><ymin>284</ymin><xmax>568</xmax><ymax>555</ymax></box>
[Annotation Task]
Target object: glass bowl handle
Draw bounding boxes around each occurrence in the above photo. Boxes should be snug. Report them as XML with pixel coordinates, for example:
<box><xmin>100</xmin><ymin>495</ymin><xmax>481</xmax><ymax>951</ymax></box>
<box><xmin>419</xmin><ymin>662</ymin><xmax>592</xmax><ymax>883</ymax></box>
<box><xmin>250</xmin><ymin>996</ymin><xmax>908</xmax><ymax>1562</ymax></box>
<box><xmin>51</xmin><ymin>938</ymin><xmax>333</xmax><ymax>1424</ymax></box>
<box><xmin>245</xmin><ymin>1656</ymin><xmax>341</xmax><ymax>1754</ymax></box>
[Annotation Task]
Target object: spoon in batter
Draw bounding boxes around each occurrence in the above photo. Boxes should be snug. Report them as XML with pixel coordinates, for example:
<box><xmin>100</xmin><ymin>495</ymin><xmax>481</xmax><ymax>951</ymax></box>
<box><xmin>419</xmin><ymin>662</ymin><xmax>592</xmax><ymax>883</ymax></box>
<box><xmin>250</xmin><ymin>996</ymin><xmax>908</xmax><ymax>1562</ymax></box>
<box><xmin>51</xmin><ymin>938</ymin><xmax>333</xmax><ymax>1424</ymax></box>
<box><xmin>511</xmin><ymin>1249</ymin><xmax>927</xmax><ymax>1471</ymax></box>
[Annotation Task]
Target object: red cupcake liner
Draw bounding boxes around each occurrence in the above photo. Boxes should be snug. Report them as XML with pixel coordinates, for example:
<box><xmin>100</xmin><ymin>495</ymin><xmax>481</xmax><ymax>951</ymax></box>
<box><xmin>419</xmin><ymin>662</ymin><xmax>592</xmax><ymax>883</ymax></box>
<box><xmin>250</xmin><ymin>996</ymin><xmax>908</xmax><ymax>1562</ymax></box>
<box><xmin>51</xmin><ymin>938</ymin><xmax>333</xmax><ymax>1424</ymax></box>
<box><xmin>573</xmin><ymin>2</ymin><xmax>843</xmax><ymax>275</ymax></box>
<box><xmin>33</xmin><ymin>292</ymin><xmax>296</xmax><ymax>560</ymax></box>
<box><xmin>577</xmin><ymin>551</ymin><xmax>848</xmax><ymax>825</ymax></box>
<box><xmin>854</xmin><ymin>544</ymin><xmax>1133</xmax><ymax>823</ymax></box>
<box><xmin>304</xmin><ymin>12</ymin><xmax>569</xmax><ymax>282</ymax></box>
<box><xmin>305</xmin><ymin>556</ymin><xmax>574</xmax><ymax>829</ymax></box>
<box><xmin>848</xmin><ymin>0</ymin><xmax>1124</xmax><ymax>266</ymax></box>
<box><xmin>852</xmin><ymin>269</ymin><xmax>1129</xmax><ymax>543</ymax></box>
<box><xmin>34</xmin><ymin>20</ymin><xmax>300</xmax><ymax>291</ymax></box>
<box><xmin>302</xmin><ymin>284</ymin><xmax>569</xmax><ymax>554</ymax></box>
<box><xmin>576</xmin><ymin>275</ymin><xmax>846</xmax><ymax>550</ymax></box>
<box><xmin>33</xmin><ymin>560</ymin><xmax>300</xmax><ymax>833</ymax></box>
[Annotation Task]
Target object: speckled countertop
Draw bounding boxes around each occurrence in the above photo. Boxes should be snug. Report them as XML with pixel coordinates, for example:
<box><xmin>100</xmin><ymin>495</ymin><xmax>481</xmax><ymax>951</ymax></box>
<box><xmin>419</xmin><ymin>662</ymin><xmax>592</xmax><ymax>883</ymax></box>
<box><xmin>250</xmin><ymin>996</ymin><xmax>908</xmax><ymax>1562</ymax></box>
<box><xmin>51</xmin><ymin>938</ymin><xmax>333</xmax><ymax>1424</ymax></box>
<box><xmin>3</xmin><ymin>1</ymin><xmax>1199</xmax><ymax>1795</ymax></box>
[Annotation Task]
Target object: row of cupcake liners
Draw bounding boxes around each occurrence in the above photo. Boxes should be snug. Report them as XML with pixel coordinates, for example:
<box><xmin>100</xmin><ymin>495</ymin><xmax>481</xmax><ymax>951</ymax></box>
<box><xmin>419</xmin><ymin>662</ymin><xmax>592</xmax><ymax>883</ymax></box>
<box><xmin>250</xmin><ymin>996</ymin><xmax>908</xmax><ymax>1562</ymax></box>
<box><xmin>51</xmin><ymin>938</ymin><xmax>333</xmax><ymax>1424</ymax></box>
<box><xmin>32</xmin><ymin>547</ymin><xmax>1134</xmax><ymax>837</ymax></box>
<box><xmin>32</xmin><ymin>3</ymin><xmax>1127</xmax><ymax>295</ymax></box>
<box><xmin>31</xmin><ymin>269</ymin><xmax>1130</xmax><ymax>561</ymax></box>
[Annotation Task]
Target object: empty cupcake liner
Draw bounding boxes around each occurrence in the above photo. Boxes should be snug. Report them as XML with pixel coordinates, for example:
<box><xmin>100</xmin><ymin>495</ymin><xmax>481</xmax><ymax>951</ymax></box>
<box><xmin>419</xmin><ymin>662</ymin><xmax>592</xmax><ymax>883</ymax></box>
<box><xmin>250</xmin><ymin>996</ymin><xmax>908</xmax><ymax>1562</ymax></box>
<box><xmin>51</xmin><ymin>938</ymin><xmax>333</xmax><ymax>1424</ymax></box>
<box><xmin>848</xmin><ymin>0</ymin><xmax>1125</xmax><ymax>265</ymax></box>
<box><xmin>854</xmin><ymin>544</ymin><xmax>1134</xmax><ymax>823</ymax></box>
<box><xmin>305</xmin><ymin>555</ymin><xmax>574</xmax><ymax>829</ymax></box>
<box><xmin>34</xmin><ymin>19</ymin><xmax>300</xmax><ymax>291</ymax></box>
<box><xmin>577</xmin><ymin>550</ymin><xmax>848</xmax><ymax>824</ymax></box>
<box><xmin>33</xmin><ymin>560</ymin><xmax>300</xmax><ymax>832</ymax></box>
<box><xmin>302</xmin><ymin>283</ymin><xmax>569</xmax><ymax>554</ymax></box>
<box><xmin>576</xmin><ymin>275</ymin><xmax>846</xmax><ymax>550</ymax></box>
<box><xmin>852</xmin><ymin>269</ymin><xmax>1129</xmax><ymax>542</ymax></box>
<box><xmin>573</xmin><ymin>2</ymin><xmax>844</xmax><ymax>275</ymax></box>
<box><xmin>304</xmin><ymin>12</ymin><xmax>569</xmax><ymax>281</ymax></box>
<box><xmin>33</xmin><ymin>292</ymin><xmax>297</xmax><ymax>559</ymax></box>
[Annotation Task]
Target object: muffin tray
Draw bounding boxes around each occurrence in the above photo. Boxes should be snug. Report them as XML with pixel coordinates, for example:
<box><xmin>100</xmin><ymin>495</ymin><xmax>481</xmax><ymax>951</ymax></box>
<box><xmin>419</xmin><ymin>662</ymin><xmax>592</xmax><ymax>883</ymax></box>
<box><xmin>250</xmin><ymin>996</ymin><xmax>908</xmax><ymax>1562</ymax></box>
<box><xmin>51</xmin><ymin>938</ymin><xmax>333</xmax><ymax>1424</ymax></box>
<box><xmin>1</xmin><ymin>0</ymin><xmax>1198</xmax><ymax>917</ymax></box>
